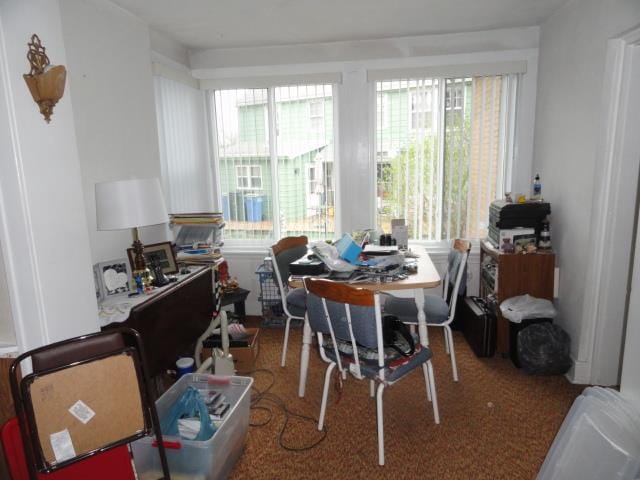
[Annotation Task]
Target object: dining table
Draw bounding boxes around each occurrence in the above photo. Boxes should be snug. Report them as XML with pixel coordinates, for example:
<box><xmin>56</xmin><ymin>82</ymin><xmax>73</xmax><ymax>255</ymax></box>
<box><xmin>288</xmin><ymin>248</ymin><xmax>441</xmax><ymax>399</ymax></box>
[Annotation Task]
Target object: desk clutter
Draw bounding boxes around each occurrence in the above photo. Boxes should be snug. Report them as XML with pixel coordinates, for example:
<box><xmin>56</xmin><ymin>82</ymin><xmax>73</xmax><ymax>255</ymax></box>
<box><xmin>170</xmin><ymin>212</ymin><xmax>224</xmax><ymax>265</ymax></box>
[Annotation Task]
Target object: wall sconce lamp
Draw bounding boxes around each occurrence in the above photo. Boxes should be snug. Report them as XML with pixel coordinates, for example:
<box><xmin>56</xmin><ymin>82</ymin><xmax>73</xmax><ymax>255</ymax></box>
<box><xmin>23</xmin><ymin>34</ymin><xmax>66</xmax><ymax>123</ymax></box>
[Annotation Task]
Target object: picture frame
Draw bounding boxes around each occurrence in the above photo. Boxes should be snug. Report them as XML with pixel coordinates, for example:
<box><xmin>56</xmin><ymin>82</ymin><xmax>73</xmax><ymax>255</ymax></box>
<box><xmin>127</xmin><ymin>241</ymin><xmax>178</xmax><ymax>275</ymax></box>
<box><xmin>94</xmin><ymin>259</ymin><xmax>132</xmax><ymax>299</ymax></box>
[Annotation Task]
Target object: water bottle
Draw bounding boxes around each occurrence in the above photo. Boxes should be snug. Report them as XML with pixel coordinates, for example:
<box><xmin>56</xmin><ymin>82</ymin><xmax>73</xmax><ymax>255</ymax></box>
<box><xmin>533</xmin><ymin>174</ymin><xmax>542</xmax><ymax>201</ymax></box>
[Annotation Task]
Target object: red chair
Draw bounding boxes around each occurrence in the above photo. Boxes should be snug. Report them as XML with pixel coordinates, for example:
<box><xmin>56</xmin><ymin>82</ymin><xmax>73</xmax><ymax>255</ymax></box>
<box><xmin>1</xmin><ymin>417</ymin><xmax>135</xmax><ymax>480</ymax></box>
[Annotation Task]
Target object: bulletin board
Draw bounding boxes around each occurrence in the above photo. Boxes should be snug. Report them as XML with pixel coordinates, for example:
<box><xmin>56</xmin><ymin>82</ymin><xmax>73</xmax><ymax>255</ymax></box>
<box><xmin>24</xmin><ymin>352</ymin><xmax>146</xmax><ymax>467</ymax></box>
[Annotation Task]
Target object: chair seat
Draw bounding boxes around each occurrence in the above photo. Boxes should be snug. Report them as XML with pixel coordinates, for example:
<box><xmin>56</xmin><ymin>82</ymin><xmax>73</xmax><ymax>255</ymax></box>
<box><xmin>383</xmin><ymin>293</ymin><xmax>450</xmax><ymax>324</ymax></box>
<box><xmin>324</xmin><ymin>342</ymin><xmax>432</xmax><ymax>383</ymax></box>
<box><xmin>286</xmin><ymin>288</ymin><xmax>307</xmax><ymax>318</ymax></box>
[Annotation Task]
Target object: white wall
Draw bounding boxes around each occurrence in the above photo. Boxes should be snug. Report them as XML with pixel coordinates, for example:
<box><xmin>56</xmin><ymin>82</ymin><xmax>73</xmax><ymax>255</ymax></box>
<box><xmin>533</xmin><ymin>0</ymin><xmax>640</xmax><ymax>384</ymax></box>
<box><xmin>0</xmin><ymin>238</ymin><xmax>16</xmax><ymax>347</ymax></box>
<box><xmin>59</xmin><ymin>0</ymin><xmax>168</xmax><ymax>264</ymax></box>
<box><xmin>0</xmin><ymin>0</ymin><xmax>99</xmax><ymax>351</ymax></box>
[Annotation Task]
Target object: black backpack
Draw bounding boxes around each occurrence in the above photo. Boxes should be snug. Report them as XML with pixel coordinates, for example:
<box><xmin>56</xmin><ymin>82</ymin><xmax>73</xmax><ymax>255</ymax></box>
<box><xmin>382</xmin><ymin>315</ymin><xmax>415</xmax><ymax>357</ymax></box>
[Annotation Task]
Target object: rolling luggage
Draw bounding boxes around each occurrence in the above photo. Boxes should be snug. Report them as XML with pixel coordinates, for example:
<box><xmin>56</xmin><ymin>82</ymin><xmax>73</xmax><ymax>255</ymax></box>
<box><xmin>461</xmin><ymin>296</ymin><xmax>496</xmax><ymax>357</ymax></box>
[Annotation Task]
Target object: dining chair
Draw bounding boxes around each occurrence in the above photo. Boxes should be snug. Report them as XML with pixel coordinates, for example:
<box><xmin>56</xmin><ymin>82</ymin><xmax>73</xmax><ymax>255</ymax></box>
<box><xmin>303</xmin><ymin>277</ymin><xmax>440</xmax><ymax>466</ymax></box>
<box><xmin>383</xmin><ymin>239</ymin><xmax>471</xmax><ymax>381</ymax></box>
<box><xmin>270</xmin><ymin>235</ymin><xmax>309</xmax><ymax>367</ymax></box>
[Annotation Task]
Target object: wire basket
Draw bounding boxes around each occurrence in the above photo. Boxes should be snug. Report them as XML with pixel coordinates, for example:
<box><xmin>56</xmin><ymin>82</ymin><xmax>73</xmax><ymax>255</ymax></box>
<box><xmin>255</xmin><ymin>263</ymin><xmax>286</xmax><ymax>327</ymax></box>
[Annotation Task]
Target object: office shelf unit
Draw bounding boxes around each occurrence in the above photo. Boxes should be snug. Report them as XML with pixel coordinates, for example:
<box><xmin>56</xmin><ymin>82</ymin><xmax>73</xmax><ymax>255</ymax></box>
<box><xmin>479</xmin><ymin>240</ymin><xmax>555</xmax><ymax>355</ymax></box>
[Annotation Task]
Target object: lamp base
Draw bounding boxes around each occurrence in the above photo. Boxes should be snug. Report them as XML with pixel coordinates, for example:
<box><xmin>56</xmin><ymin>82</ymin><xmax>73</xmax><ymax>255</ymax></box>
<box><xmin>133</xmin><ymin>267</ymin><xmax>154</xmax><ymax>288</ymax></box>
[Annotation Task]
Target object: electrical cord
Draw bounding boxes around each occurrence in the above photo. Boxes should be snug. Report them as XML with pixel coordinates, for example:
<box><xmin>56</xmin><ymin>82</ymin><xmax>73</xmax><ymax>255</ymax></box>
<box><xmin>246</xmin><ymin>368</ymin><xmax>327</xmax><ymax>452</ymax></box>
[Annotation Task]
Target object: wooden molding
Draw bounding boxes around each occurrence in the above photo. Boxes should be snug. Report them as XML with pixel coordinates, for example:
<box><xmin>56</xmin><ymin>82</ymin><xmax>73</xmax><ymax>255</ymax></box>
<box><xmin>304</xmin><ymin>277</ymin><xmax>374</xmax><ymax>307</ymax></box>
<box><xmin>271</xmin><ymin>235</ymin><xmax>308</xmax><ymax>256</ymax></box>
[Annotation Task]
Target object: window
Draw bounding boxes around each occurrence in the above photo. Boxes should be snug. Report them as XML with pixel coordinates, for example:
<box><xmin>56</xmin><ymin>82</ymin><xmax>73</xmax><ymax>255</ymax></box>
<box><xmin>445</xmin><ymin>80</ymin><xmax>464</xmax><ymax>110</ymax></box>
<box><xmin>376</xmin><ymin>75</ymin><xmax>513</xmax><ymax>241</ymax></box>
<box><xmin>410</xmin><ymin>80</ymin><xmax>435</xmax><ymax>131</ymax></box>
<box><xmin>213</xmin><ymin>85</ymin><xmax>335</xmax><ymax>241</ymax></box>
<box><xmin>309</xmin><ymin>99</ymin><xmax>324</xmax><ymax>132</ymax></box>
<box><xmin>236</xmin><ymin>165</ymin><xmax>262</xmax><ymax>189</ymax></box>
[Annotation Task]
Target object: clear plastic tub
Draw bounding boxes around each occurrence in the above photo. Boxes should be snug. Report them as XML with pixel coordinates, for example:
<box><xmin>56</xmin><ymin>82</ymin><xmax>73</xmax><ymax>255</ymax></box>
<box><xmin>133</xmin><ymin>374</ymin><xmax>253</xmax><ymax>480</ymax></box>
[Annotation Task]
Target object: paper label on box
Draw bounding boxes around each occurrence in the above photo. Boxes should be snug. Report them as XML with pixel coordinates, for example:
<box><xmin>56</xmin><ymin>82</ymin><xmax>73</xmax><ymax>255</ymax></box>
<box><xmin>50</xmin><ymin>429</ymin><xmax>76</xmax><ymax>463</ymax></box>
<box><xmin>68</xmin><ymin>399</ymin><xmax>96</xmax><ymax>424</ymax></box>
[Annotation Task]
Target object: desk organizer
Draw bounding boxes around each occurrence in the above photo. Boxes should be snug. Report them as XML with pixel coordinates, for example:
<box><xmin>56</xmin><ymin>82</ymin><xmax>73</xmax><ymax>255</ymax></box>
<box><xmin>132</xmin><ymin>374</ymin><xmax>253</xmax><ymax>480</ymax></box>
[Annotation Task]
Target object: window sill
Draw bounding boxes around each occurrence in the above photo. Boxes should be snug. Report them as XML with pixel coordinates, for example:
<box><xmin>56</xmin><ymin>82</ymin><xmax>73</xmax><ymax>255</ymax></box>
<box><xmin>221</xmin><ymin>238</ymin><xmax>483</xmax><ymax>257</ymax></box>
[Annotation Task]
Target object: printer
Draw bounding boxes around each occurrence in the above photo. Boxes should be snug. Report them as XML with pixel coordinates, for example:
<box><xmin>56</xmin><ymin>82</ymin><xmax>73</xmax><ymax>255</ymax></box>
<box><xmin>488</xmin><ymin>200</ymin><xmax>551</xmax><ymax>248</ymax></box>
<box><xmin>289</xmin><ymin>252</ymin><xmax>326</xmax><ymax>276</ymax></box>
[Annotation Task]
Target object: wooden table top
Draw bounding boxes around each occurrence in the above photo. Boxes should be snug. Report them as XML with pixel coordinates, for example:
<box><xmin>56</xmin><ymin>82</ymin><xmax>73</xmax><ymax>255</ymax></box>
<box><xmin>289</xmin><ymin>249</ymin><xmax>441</xmax><ymax>292</ymax></box>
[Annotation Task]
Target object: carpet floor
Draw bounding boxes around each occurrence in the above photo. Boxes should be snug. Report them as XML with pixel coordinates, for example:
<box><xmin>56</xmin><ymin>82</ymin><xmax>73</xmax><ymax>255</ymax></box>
<box><xmin>228</xmin><ymin>324</ymin><xmax>583</xmax><ymax>480</ymax></box>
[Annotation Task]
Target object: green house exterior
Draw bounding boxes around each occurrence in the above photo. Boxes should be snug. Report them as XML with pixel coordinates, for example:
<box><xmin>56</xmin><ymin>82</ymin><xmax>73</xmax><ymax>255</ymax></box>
<box><xmin>220</xmin><ymin>94</ymin><xmax>334</xmax><ymax>238</ymax></box>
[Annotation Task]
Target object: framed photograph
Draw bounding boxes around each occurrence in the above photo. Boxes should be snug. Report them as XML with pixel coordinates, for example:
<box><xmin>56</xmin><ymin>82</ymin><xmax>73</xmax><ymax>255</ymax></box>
<box><xmin>127</xmin><ymin>241</ymin><xmax>178</xmax><ymax>275</ymax></box>
<box><xmin>94</xmin><ymin>259</ymin><xmax>131</xmax><ymax>299</ymax></box>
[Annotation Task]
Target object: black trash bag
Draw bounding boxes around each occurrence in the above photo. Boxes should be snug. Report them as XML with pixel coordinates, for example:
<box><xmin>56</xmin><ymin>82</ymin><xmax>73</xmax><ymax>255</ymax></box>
<box><xmin>517</xmin><ymin>323</ymin><xmax>571</xmax><ymax>375</ymax></box>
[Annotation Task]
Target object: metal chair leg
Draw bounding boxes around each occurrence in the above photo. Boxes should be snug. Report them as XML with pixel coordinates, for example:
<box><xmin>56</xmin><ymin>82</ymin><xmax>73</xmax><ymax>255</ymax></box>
<box><xmin>427</xmin><ymin>360</ymin><xmax>440</xmax><ymax>424</ymax></box>
<box><xmin>280</xmin><ymin>316</ymin><xmax>292</xmax><ymax>367</ymax></box>
<box><xmin>370</xmin><ymin>380</ymin><xmax>375</xmax><ymax>398</ymax></box>
<box><xmin>443</xmin><ymin>327</ymin><xmax>450</xmax><ymax>355</ymax></box>
<box><xmin>318</xmin><ymin>362</ymin><xmax>336</xmax><ymax>430</ymax></box>
<box><xmin>421</xmin><ymin>362</ymin><xmax>432</xmax><ymax>402</ymax></box>
<box><xmin>376</xmin><ymin>383</ymin><xmax>386</xmax><ymax>466</ymax></box>
<box><xmin>445</xmin><ymin>325</ymin><xmax>459</xmax><ymax>381</ymax></box>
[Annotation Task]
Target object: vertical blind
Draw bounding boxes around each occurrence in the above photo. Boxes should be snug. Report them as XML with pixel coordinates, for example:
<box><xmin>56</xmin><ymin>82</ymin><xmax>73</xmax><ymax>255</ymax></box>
<box><xmin>154</xmin><ymin>75</ymin><xmax>213</xmax><ymax>214</ymax></box>
<box><xmin>376</xmin><ymin>74</ymin><xmax>514</xmax><ymax>241</ymax></box>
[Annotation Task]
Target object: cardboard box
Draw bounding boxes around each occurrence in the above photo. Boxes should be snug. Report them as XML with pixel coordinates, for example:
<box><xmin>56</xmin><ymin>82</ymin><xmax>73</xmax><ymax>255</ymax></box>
<box><xmin>201</xmin><ymin>328</ymin><xmax>260</xmax><ymax>373</ymax></box>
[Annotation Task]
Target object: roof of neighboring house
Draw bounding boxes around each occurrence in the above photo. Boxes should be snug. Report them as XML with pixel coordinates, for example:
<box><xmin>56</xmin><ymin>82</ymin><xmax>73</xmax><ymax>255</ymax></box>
<box><xmin>219</xmin><ymin>141</ymin><xmax>331</xmax><ymax>160</ymax></box>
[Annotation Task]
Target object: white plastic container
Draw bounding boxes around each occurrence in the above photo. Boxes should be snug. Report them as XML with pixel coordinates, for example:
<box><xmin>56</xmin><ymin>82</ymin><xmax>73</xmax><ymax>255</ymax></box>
<box><xmin>133</xmin><ymin>374</ymin><xmax>253</xmax><ymax>480</ymax></box>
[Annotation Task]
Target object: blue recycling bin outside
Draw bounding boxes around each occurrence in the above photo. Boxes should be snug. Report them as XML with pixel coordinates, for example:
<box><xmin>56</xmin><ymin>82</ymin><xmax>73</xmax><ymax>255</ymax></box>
<box><xmin>222</xmin><ymin>194</ymin><xmax>230</xmax><ymax>221</ymax></box>
<box><xmin>244</xmin><ymin>195</ymin><xmax>264</xmax><ymax>222</ymax></box>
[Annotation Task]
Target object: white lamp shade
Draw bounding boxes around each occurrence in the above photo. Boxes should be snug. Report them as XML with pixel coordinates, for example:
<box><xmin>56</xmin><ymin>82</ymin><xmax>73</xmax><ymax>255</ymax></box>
<box><xmin>95</xmin><ymin>178</ymin><xmax>169</xmax><ymax>230</ymax></box>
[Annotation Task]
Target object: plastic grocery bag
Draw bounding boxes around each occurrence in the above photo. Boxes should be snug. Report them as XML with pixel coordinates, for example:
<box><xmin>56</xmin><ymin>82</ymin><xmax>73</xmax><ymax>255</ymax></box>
<box><xmin>160</xmin><ymin>386</ymin><xmax>215</xmax><ymax>441</ymax></box>
<box><xmin>518</xmin><ymin>323</ymin><xmax>571</xmax><ymax>375</ymax></box>
<box><xmin>310</xmin><ymin>241</ymin><xmax>357</xmax><ymax>272</ymax></box>
<box><xmin>499</xmin><ymin>294</ymin><xmax>557</xmax><ymax>323</ymax></box>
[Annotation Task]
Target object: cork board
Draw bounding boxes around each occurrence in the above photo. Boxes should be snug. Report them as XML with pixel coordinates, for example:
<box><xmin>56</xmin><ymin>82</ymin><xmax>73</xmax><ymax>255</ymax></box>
<box><xmin>25</xmin><ymin>352</ymin><xmax>146</xmax><ymax>466</ymax></box>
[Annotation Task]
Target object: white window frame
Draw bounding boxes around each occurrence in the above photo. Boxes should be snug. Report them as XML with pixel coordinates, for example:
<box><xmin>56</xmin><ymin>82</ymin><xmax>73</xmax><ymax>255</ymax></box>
<box><xmin>235</xmin><ymin>164</ymin><xmax>263</xmax><ymax>190</ymax></box>
<box><xmin>210</xmin><ymin>85</ymin><xmax>339</xmax><ymax>248</ymax></box>
<box><xmin>374</xmin><ymin>74</ymin><xmax>519</xmax><ymax>245</ymax></box>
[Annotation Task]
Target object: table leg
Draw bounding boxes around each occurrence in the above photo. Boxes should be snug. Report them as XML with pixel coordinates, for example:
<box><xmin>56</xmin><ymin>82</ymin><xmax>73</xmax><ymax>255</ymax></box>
<box><xmin>299</xmin><ymin>312</ymin><xmax>312</xmax><ymax>397</ymax></box>
<box><xmin>414</xmin><ymin>288</ymin><xmax>429</xmax><ymax>347</ymax></box>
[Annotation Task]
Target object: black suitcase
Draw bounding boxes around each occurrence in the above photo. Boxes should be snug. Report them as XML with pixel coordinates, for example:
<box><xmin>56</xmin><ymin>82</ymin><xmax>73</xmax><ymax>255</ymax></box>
<box><xmin>461</xmin><ymin>296</ymin><xmax>496</xmax><ymax>358</ymax></box>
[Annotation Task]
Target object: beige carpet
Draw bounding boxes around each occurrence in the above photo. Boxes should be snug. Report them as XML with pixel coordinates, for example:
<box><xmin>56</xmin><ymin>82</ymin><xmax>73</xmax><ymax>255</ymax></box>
<box><xmin>229</xmin><ymin>324</ymin><xmax>583</xmax><ymax>480</ymax></box>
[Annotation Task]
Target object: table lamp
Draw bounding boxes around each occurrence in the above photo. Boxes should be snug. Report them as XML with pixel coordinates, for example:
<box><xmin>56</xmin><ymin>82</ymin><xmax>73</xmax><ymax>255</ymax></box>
<box><xmin>95</xmin><ymin>178</ymin><xmax>169</xmax><ymax>285</ymax></box>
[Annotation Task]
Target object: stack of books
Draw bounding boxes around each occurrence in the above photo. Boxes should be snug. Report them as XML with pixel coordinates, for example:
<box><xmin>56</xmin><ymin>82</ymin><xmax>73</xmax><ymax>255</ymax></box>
<box><xmin>170</xmin><ymin>213</ymin><xmax>225</xmax><ymax>264</ymax></box>
<box><xmin>169</xmin><ymin>212</ymin><xmax>224</xmax><ymax>226</ymax></box>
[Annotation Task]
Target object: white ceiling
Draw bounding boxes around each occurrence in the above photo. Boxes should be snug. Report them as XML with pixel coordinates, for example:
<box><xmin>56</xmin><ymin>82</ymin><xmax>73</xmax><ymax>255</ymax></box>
<box><xmin>111</xmin><ymin>0</ymin><xmax>569</xmax><ymax>50</ymax></box>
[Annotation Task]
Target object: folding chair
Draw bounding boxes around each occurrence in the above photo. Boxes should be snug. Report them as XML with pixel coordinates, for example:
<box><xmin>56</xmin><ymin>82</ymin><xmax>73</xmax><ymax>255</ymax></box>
<box><xmin>8</xmin><ymin>328</ymin><xmax>170</xmax><ymax>479</ymax></box>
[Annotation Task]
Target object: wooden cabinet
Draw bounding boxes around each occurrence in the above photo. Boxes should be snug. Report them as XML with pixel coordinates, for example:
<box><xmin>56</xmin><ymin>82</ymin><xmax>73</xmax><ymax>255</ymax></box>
<box><xmin>480</xmin><ymin>240</ymin><xmax>555</xmax><ymax>354</ymax></box>
<box><xmin>102</xmin><ymin>267</ymin><xmax>214</xmax><ymax>379</ymax></box>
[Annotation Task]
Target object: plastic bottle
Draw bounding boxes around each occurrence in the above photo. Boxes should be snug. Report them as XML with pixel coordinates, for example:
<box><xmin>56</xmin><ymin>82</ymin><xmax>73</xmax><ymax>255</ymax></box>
<box><xmin>533</xmin><ymin>174</ymin><xmax>542</xmax><ymax>201</ymax></box>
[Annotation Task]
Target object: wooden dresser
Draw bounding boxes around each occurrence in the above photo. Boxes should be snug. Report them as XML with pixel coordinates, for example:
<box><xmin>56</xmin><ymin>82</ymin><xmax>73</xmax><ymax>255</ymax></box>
<box><xmin>101</xmin><ymin>266</ymin><xmax>214</xmax><ymax>380</ymax></box>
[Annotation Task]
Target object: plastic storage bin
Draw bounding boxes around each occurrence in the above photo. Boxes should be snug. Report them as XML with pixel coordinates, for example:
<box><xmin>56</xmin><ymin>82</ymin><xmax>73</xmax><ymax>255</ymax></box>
<box><xmin>538</xmin><ymin>386</ymin><xmax>640</xmax><ymax>479</ymax></box>
<box><xmin>132</xmin><ymin>374</ymin><xmax>253</xmax><ymax>480</ymax></box>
